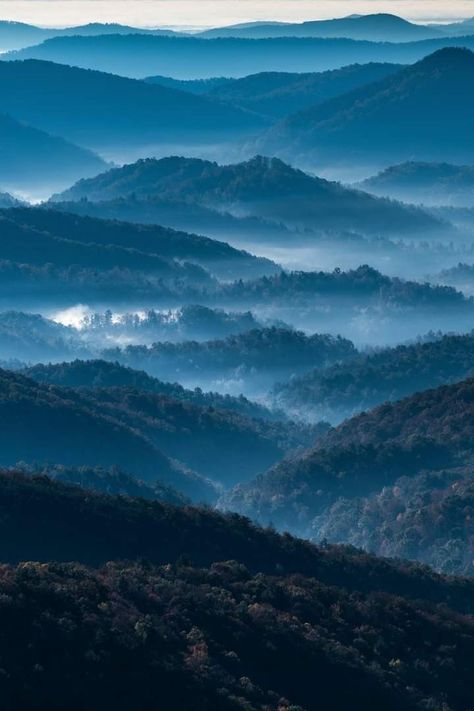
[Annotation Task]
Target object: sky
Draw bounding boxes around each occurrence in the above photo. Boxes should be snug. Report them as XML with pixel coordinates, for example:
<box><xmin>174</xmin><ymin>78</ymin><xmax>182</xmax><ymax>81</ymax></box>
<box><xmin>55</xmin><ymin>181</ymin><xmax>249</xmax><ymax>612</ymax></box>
<box><xmin>0</xmin><ymin>1</ymin><xmax>472</xmax><ymax>29</ymax></box>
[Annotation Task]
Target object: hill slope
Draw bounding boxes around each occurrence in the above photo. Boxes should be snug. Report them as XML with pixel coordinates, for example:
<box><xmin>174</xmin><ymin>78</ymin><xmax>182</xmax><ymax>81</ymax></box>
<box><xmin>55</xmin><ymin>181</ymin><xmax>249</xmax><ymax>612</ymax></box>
<box><xmin>53</xmin><ymin>155</ymin><xmax>444</xmax><ymax>237</ymax></box>
<box><xmin>4</xmin><ymin>362</ymin><xmax>319</xmax><ymax>489</ymax></box>
<box><xmin>1</xmin><ymin>207</ymin><xmax>276</xmax><ymax>283</ymax></box>
<box><xmin>0</xmin><ymin>471</ymin><xmax>473</xmax><ymax>708</ymax></box>
<box><xmin>23</xmin><ymin>359</ymin><xmax>281</xmax><ymax>421</ymax></box>
<box><xmin>360</xmin><ymin>161</ymin><xmax>474</xmax><ymax>207</ymax></box>
<box><xmin>0</xmin><ymin>60</ymin><xmax>266</xmax><ymax>151</ymax></box>
<box><xmin>0</xmin><ymin>113</ymin><xmax>105</xmax><ymax>193</ymax></box>
<box><xmin>191</xmin><ymin>62</ymin><xmax>404</xmax><ymax>119</ymax></box>
<box><xmin>0</xmin><ymin>367</ymin><xmax>210</xmax><ymax>499</ymax></box>
<box><xmin>0</xmin><ymin>20</ymin><xmax>180</xmax><ymax>51</ymax></box>
<box><xmin>223</xmin><ymin>376</ymin><xmax>474</xmax><ymax>543</ymax></box>
<box><xmin>101</xmin><ymin>327</ymin><xmax>357</xmax><ymax>390</ymax></box>
<box><xmin>260</xmin><ymin>48</ymin><xmax>474</xmax><ymax>165</ymax></box>
<box><xmin>274</xmin><ymin>331</ymin><xmax>474</xmax><ymax>422</ymax></box>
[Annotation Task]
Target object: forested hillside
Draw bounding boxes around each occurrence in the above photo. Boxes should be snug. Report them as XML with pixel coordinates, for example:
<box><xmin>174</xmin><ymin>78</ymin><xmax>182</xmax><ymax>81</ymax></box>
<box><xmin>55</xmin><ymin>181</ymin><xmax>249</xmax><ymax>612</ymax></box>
<box><xmin>224</xmin><ymin>377</ymin><xmax>474</xmax><ymax>554</ymax></box>
<box><xmin>275</xmin><ymin>331</ymin><xmax>474</xmax><ymax>421</ymax></box>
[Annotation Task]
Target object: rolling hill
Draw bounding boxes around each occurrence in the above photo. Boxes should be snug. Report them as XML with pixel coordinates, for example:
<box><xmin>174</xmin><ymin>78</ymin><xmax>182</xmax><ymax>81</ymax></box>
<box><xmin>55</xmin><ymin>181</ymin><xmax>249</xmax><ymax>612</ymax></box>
<box><xmin>23</xmin><ymin>359</ymin><xmax>281</xmax><ymax>421</ymax></box>
<box><xmin>101</xmin><ymin>327</ymin><xmax>357</xmax><ymax>390</ymax></box>
<box><xmin>198</xmin><ymin>13</ymin><xmax>443</xmax><ymax>42</ymax></box>
<box><xmin>0</xmin><ymin>113</ymin><xmax>106</xmax><ymax>193</ymax></box>
<box><xmin>360</xmin><ymin>161</ymin><xmax>474</xmax><ymax>207</ymax></box>
<box><xmin>53</xmin><ymin>155</ymin><xmax>445</xmax><ymax>238</ymax></box>
<box><xmin>1</xmin><ymin>207</ymin><xmax>277</xmax><ymax>283</ymax></box>
<box><xmin>259</xmin><ymin>48</ymin><xmax>474</xmax><ymax>166</ymax></box>
<box><xmin>0</xmin><ymin>364</ymin><xmax>320</xmax><ymax>490</ymax></box>
<box><xmin>204</xmin><ymin>62</ymin><xmax>404</xmax><ymax>118</ymax></box>
<box><xmin>0</xmin><ymin>20</ymin><xmax>180</xmax><ymax>52</ymax></box>
<box><xmin>0</xmin><ymin>60</ymin><xmax>267</xmax><ymax>152</ymax></box>
<box><xmin>0</xmin><ymin>367</ymin><xmax>211</xmax><ymax>500</ymax></box>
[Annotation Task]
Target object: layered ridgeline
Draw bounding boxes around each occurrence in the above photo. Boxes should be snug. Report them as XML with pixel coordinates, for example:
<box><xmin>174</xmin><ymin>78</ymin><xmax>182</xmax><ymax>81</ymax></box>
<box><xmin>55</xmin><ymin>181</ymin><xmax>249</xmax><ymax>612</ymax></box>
<box><xmin>259</xmin><ymin>48</ymin><xmax>474</xmax><ymax>166</ymax></box>
<box><xmin>0</xmin><ymin>113</ymin><xmax>105</xmax><ymax>193</ymax></box>
<box><xmin>217</xmin><ymin>266</ymin><xmax>474</xmax><ymax>343</ymax></box>
<box><xmin>52</xmin><ymin>155</ymin><xmax>445</xmax><ymax>238</ymax></box>
<box><xmin>0</xmin><ymin>60</ymin><xmax>267</xmax><ymax>153</ymax></box>
<box><xmin>223</xmin><ymin>376</ymin><xmax>474</xmax><ymax>574</ymax></box>
<box><xmin>23</xmin><ymin>359</ymin><xmax>283</xmax><ymax>422</ymax></box>
<box><xmin>100</xmin><ymin>327</ymin><xmax>357</xmax><ymax>391</ymax></box>
<box><xmin>274</xmin><ymin>331</ymin><xmax>474</xmax><ymax>422</ymax></box>
<box><xmin>0</xmin><ymin>207</ymin><xmax>276</xmax><ymax>307</ymax></box>
<box><xmin>14</xmin><ymin>462</ymin><xmax>190</xmax><ymax>506</ymax></box>
<box><xmin>146</xmin><ymin>62</ymin><xmax>404</xmax><ymax>119</ymax></box>
<box><xmin>0</xmin><ymin>13</ymin><xmax>470</xmax><ymax>52</ymax></box>
<box><xmin>0</xmin><ymin>306</ymin><xmax>272</xmax><ymax>361</ymax></box>
<box><xmin>0</xmin><ymin>472</ymin><xmax>473</xmax><ymax>708</ymax></box>
<box><xmin>7</xmin><ymin>33</ymin><xmax>474</xmax><ymax>79</ymax></box>
<box><xmin>0</xmin><ymin>367</ymin><xmax>212</xmax><ymax>501</ymax></box>
<box><xmin>0</xmin><ymin>20</ymin><xmax>180</xmax><ymax>52</ymax></box>
<box><xmin>0</xmin><ymin>365</ymin><xmax>320</xmax><ymax>496</ymax></box>
<box><xmin>360</xmin><ymin>161</ymin><xmax>474</xmax><ymax>207</ymax></box>
<box><xmin>197</xmin><ymin>14</ymin><xmax>446</xmax><ymax>41</ymax></box>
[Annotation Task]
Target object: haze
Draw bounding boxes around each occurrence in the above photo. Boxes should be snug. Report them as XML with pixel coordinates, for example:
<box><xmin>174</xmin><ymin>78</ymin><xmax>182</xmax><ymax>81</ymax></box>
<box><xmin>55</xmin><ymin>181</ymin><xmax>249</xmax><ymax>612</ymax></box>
<box><xmin>0</xmin><ymin>0</ymin><xmax>473</xmax><ymax>28</ymax></box>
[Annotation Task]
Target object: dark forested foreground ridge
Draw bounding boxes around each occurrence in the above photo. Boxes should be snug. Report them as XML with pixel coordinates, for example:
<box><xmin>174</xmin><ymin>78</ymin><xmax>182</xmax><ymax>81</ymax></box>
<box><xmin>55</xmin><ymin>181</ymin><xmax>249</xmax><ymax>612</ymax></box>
<box><xmin>0</xmin><ymin>471</ymin><xmax>474</xmax><ymax>709</ymax></box>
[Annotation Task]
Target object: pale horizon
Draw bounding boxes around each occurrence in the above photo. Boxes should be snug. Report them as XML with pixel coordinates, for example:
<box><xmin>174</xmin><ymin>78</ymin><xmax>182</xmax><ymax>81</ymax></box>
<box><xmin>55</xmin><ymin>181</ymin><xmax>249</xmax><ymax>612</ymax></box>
<box><xmin>0</xmin><ymin>1</ymin><xmax>472</xmax><ymax>30</ymax></box>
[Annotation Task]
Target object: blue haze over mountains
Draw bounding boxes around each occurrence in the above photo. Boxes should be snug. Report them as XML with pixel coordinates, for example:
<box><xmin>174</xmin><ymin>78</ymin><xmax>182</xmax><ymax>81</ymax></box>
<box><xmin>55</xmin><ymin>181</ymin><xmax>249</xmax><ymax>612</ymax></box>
<box><xmin>2</xmin><ymin>10</ymin><xmax>474</xmax><ymax>707</ymax></box>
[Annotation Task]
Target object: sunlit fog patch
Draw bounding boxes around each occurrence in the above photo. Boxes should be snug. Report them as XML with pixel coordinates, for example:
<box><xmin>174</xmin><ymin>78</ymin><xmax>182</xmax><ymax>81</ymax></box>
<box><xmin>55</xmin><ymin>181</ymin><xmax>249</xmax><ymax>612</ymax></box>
<box><xmin>50</xmin><ymin>304</ymin><xmax>93</xmax><ymax>329</ymax></box>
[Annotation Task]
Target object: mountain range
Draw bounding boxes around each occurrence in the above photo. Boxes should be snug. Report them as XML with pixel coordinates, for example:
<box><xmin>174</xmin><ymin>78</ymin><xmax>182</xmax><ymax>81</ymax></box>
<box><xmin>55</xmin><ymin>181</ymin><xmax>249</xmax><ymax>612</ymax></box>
<box><xmin>0</xmin><ymin>364</ymin><xmax>321</xmax><ymax>496</ymax></box>
<box><xmin>146</xmin><ymin>62</ymin><xmax>404</xmax><ymax>119</ymax></box>
<box><xmin>1</xmin><ymin>14</ymin><xmax>474</xmax><ymax>54</ymax></box>
<box><xmin>259</xmin><ymin>48</ymin><xmax>474</xmax><ymax>166</ymax></box>
<box><xmin>0</xmin><ymin>60</ymin><xmax>266</xmax><ymax>153</ymax></box>
<box><xmin>101</xmin><ymin>327</ymin><xmax>356</xmax><ymax>393</ymax></box>
<box><xmin>7</xmin><ymin>32</ymin><xmax>474</xmax><ymax>79</ymax></box>
<box><xmin>52</xmin><ymin>155</ymin><xmax>445</xmax><ymax>238</ymax></box>
<box><xmin>197</xmin><ymin>13</ymin><xmax>445</xmax><ymax>41</ymax></box>
<box><xmin>0</xmin><ymin>20</ymin><xmax>179</xmax><ymax>52</ymax></box>
<box><xmin>0</xmin><ymin>207</ymin><xmax>276</xmax><ymax>285</ymax></box>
